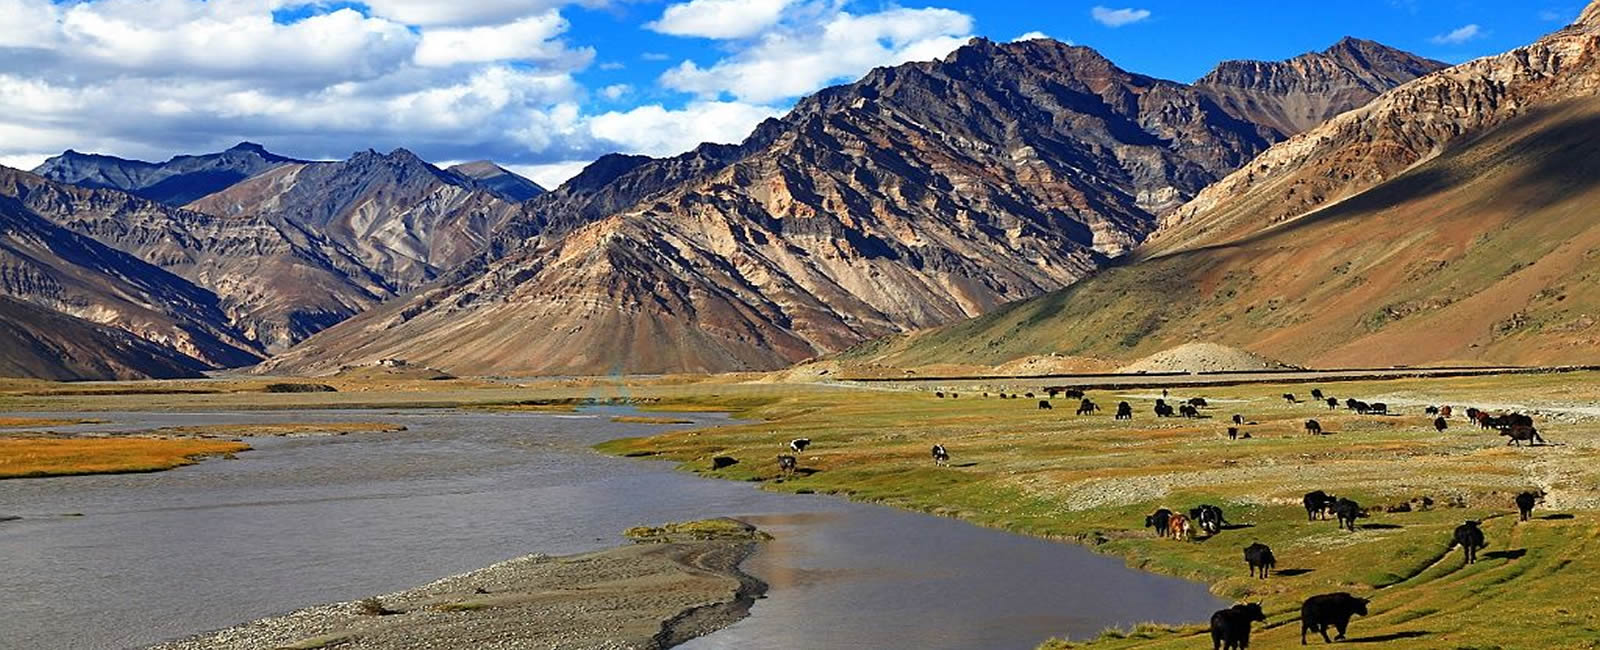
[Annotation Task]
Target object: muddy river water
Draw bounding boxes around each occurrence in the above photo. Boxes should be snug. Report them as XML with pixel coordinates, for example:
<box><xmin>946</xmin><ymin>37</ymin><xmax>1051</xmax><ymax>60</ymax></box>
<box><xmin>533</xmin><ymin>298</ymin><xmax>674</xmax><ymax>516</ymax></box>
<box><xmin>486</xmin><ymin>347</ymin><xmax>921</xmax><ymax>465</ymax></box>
<box><xmin>0</xmin><ymin>408</ymin><xmax>1222</xmax><ymax>649</ymax></box>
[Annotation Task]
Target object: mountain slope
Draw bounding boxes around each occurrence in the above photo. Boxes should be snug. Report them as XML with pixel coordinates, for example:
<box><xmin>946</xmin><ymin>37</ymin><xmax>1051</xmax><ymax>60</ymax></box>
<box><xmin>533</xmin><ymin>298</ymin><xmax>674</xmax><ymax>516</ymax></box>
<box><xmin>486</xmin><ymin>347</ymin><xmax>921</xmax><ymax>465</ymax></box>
<box><xmin>851</xmin><ymin>94</ymin><xmax>1600</xmax><ymax>369</ymax></box>
<box><xmin>33</xmin><ymin>143</ymin><xmax>305</xmax><ymax>206</ymax></box>
<box><xmin>1196</xmin><ymin>38</ymin><xmax>1447</xmax><ymax>138</ymax></box>
<box><xmin>1152</xmin><ymin>10</ymin><xmax>1600</xmax><ymax>255</ymax></box>
<box><xmin>0</xmin><ymin>195</ymin><xmax>261</xmax><ymax>368</ymax></box>
<box><xmin>447</xmin><ymin>161</ymin><xmax>546</xmax><ymax>202</ymax></box>
<box><xmin>262</xmin><ymin>37</ymin><xmax>1434</xmax><ymax>376</ymax></box>
<box><xmin>0</xmin><ymin>296</ymin><xmax>209</xmax><ymax>380</ymax></box>
<box><xmin>187</xmin><ymin>149</ymin><xmax>524</xmax><ymax>290</ymax></box>
<box><xmin>0</xmin><ymin>167</ymin><xmax>393</xmax><ymax>352</ymax></box>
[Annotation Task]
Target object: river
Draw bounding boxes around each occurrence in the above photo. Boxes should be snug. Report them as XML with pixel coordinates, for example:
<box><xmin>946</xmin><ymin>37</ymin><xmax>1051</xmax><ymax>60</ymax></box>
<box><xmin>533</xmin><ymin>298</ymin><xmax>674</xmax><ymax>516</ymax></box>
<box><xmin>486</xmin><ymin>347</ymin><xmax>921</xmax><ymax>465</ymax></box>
<box><xmin>0</xmin><ymin>408</ymin><xmax>1222</xmax><ymax>649</ymax></box>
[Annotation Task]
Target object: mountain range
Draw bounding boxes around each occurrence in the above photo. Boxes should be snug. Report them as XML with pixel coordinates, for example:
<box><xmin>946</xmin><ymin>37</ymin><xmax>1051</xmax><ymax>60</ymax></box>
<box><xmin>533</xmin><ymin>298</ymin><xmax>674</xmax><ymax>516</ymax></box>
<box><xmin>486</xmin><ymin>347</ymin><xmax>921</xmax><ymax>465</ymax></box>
<box><xmin>854</xmin><ymin>7</ymin><xmax>1600</xmax><ymax>370</ymax></box>
<box><xmin>7</xmin><ymin>16</ymin><xmax>1591</xmax><ymax>379</ymax></box>
<box><xmin>258</xmin><ymin>37</ymin><xmax>1441</xmax><ymax>376</ymax></box>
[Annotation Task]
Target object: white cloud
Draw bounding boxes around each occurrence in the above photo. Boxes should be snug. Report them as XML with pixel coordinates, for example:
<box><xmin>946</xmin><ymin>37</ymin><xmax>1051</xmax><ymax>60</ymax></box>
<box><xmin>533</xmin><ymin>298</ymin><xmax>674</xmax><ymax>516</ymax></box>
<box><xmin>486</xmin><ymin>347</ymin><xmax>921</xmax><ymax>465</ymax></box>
<box><xmin>0</xmin><ymin>153</ymin><xmax>50</xmax><ymax>171</ymax></box>
<box><xmin>414</xmin><ymin>12</ymin><xmax>590</xmax><ymax>67</ymax></box>
<box><xmin>599</xmin><ymin>84</ymin><xmax>632</xmax><ymax>100</ymax></box>
<box><xmin>1090</xmin><ymin>6</ymin><xmax>1151</xmax><ymax>28</ymax></box>
<box><xmin>648</xmin><ymin>0</ymin><xmax>796</xmax><ymax>39</ymax></box>
<box><xmin>504</xmin><ymin>160</ymin><xmax>593</xmax><ymax>188</ymax></box>
<box><xmin>1012</xmin><ymin>31</ymin><xmax>1051</xmax><ymax>42</ymax></box>
<box><xmin>0</xmin><ymin>0</ymin><xmax>618</xmax><ymax>170</ymax></box>
<box><xmin>587</xmin><ymin>101</ymin><xmax>781</xmax><ymax>157</ymax></box>
<box><xmin>1537</xmin><ymin>9</ymin><xmax>1569</xmax><ymax>21</ymax></box>
<box><xmin>1430</xmin><ymin>24</ymin><xmax>1483</xmax><ymax>44</ymax></box>
<box><xmin>660</xmin><ymin>7</ymin><xmax>973</xmax><ymax>104</ymax></box>
<box><xmin>361</xmin><ymin>0</ymin><xmax>601</xmax><ymax>27</ymax></box>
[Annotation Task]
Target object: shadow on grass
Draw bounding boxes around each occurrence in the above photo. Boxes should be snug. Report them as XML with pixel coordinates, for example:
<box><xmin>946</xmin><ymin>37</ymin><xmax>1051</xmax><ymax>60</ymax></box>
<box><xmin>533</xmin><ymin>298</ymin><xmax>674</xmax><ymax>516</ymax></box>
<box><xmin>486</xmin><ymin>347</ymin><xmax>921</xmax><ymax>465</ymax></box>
<box><xmin>1221</xmin><ymin>523</ymin><xmax>1255</xmax><ymax>531</ymax></box>
<box><xmin>1361</xmin><ymin>523</ymin><xmax>1404</xmax><ymax>530</ymax></box>
<box><xmin>1541</xmin><ymin>513</ymin><xmax>1575</xmax><ymax>520</ymax></box>
<box><xmin>952</xmin><ymin>462</ymin><xmax>979</xmax><ymax>468</ymax></box>
<box><xmin>1484</xmin><ymin>549</ymin><xmax>1527</xmax><ymax>560</ymax></box>
<box><xmin>1276</xmin><ymin>568</ymin><xmax>1315</xmax><ymax>577</ymax></box>
<box><xmin>1343</xmin><ymin>631</ymin><xmax>1430</xmax><ymax>643</ymax></box>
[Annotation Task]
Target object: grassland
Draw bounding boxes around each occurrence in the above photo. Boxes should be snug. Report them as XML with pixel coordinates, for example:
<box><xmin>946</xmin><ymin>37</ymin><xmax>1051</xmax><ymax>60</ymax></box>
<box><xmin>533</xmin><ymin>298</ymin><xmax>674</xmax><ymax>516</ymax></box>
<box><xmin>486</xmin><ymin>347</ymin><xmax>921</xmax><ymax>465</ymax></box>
<box><xmin>0</xmin><ymin>436</ymin><xmax>250</xmax><ymax>479</ymax></box>
<box><xmin>596</xmin><ymin>371</ymin><xmax>1600</xmax><ymax>649</ymax></box>
<box><xmin>0</xmin><ymin>416</ymin><xmax>103</xmax><ymax>428</ymax></box>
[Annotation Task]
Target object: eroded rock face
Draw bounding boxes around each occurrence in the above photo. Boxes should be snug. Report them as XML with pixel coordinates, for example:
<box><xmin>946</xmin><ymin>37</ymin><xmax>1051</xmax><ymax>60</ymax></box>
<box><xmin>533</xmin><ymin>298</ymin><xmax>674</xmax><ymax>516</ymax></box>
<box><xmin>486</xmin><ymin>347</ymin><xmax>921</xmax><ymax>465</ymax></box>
<box><xmin>1</xmin><ymin>167</ymin><xmax>391</xmax><ymax>353</ymax></box>
<box><xmin>33</xmin><ymin>142</ymin><xmax>304</xmax><ymax>206</ymax></box>
<box><xmin>186</xmin><ymin>149</ymin><xmax>526</xmax><ymax>293</ymax></box>
<box><xmin>0</xmin><ymin>196</ymin><xmax>259</xmax><ymax>369</ymax></box>
<box><xmin>1157</xmin><ymin>9</ymin><xmax>1600</xmax><ymax>253</ymax></box>
<box><xmin>264</xmin><ymin>37</ymin><xmax>1436</xmax><ymax>376</ymax></box>
<box><xmin>1196</xmin><ymin>37</ymin><xmax>1447</xmax><ymax>138</ymax></box>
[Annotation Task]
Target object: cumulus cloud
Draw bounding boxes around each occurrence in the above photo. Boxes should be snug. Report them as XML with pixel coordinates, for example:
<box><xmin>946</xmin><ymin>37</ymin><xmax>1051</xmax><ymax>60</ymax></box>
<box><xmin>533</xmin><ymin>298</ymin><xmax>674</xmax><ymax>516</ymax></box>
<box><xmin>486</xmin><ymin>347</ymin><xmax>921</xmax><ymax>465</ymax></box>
<box><xmin>659</xmin><ymin>6</ymin><xmax>973</xmax><ymax>104</ymax></box>
<box><xmin>0</xmin><ymin>0</ymin><xmax>655</xmax><ymax>182</ymax></box>
<box><xmin>414</xmin><ymin>12</ymin><xmax>591</xmax><ymax>67</ymax></box>
<box><xmin>1430</xmin><ymin>24</ymin><xmax>1483</xmax><ymax>44</ymax></box>
<box><xmin>1012</xmin><ymin>31</ymin><xmax>1052</xmax><ymax>42</ymax></box>
<box><xmin>361</xmin><ymin>0</ymin><xmax>602</xmax><ymax>27</ymax></box>
<box><xmin>1090</xmin><ymin>6</ymin><xmax>1151</xmax><ymax>27</ymax></box>
<box><xmin>599</xmin><ymin>84</ymin><xmax>632</xmax><ymax>100</ymax></box>
<box><xmin>588</xmin><ymin>101</ymin><xmax>781</xmax><ymax>156</ymax></box>
<box><xmin>647</xmin><ymin>0</ymin><xmax>796</xmax><ymax>39</ymax></box>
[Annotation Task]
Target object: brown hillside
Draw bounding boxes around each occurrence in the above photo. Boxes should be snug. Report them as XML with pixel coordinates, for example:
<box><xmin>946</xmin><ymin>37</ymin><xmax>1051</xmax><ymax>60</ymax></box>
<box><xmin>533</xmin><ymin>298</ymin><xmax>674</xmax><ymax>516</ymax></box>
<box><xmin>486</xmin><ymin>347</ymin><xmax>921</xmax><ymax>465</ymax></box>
<box><xmin>849</xmin><ymin>96</ymin><xmax>1600</xmax><ymax>369</ymax></box>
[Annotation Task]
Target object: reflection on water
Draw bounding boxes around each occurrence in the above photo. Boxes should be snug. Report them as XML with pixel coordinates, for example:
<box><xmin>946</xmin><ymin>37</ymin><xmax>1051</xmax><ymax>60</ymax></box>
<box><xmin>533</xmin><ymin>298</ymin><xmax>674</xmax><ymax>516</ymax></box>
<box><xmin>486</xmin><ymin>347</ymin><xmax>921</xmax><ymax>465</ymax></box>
<box><xmin>0</xmin><ymin>408</ymin><xmax>1221</xmax><ymax>650</ymax></box>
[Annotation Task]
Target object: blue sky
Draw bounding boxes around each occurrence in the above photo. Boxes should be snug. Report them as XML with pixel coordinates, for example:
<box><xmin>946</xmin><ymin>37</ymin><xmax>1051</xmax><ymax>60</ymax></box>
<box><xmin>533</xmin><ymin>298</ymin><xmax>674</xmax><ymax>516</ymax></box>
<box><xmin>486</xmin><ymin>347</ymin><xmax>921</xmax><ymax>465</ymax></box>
<box><xmin>0</xmin><ymin>1</ymin><xmax>1574</xmax><ymax>187</ymax></box>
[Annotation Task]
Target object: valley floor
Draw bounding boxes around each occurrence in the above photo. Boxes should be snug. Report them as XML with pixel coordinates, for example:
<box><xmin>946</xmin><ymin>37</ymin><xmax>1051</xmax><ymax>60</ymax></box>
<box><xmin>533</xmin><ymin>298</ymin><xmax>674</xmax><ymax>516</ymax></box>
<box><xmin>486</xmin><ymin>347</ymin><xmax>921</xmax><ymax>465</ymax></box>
<box><xmin>4</xmin><ymin>370</ymin><xmax>1598</xmax><ymax>647</ymax></box>
<box><xmin>595</xmin><ymin>371</ymin><xmax>1600</xmax><ymax>648</ymax></box>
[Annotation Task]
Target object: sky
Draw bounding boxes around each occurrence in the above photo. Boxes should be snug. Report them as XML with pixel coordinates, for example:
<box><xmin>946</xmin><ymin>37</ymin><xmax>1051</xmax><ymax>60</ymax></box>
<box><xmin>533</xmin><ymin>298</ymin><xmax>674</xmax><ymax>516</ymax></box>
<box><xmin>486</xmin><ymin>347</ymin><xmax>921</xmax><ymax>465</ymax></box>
<box><xmin>0</xmin><ymin>0</ymin><xmax>1577</xmax><ymax>188</ymax></box>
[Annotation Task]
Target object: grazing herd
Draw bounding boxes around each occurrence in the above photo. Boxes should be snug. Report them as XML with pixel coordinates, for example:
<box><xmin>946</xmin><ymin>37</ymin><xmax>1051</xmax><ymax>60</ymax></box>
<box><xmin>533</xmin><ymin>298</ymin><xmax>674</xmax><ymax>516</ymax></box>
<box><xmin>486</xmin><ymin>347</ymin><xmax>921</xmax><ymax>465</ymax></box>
<box><xmin>758</xmin><ymin>384</ymin><xmax>1567</xmax><ymax>646</ymax></box>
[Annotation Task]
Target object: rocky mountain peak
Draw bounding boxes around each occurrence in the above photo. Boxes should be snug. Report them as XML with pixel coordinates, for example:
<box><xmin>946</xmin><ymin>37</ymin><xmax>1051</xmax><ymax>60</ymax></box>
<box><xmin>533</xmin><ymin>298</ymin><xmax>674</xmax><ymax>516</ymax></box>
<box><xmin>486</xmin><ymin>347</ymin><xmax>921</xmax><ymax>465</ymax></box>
<box><xmin>1581</xmin><ymin>1</ymin><xmax>1600</xmax><ymax>27</ymax></box>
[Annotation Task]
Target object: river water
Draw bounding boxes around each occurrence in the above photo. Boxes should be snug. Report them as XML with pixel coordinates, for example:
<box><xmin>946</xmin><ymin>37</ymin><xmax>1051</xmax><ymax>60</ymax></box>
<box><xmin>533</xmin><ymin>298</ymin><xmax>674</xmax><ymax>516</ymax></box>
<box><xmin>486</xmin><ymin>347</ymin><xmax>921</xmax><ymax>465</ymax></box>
<box><xmin>0</xmin><ymin>408</ymin><xmax>1222</xmax><ymax>649</ymax></box>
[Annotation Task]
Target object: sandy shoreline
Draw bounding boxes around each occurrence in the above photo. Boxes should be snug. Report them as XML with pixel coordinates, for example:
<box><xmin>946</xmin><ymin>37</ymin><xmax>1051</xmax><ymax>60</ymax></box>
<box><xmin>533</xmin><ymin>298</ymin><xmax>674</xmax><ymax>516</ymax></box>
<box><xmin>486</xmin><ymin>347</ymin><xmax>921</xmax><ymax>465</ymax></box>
<box><xmin>152</xmin><ymin>521</ymin><xmax>768</xmax><ymax>650</ymax></box>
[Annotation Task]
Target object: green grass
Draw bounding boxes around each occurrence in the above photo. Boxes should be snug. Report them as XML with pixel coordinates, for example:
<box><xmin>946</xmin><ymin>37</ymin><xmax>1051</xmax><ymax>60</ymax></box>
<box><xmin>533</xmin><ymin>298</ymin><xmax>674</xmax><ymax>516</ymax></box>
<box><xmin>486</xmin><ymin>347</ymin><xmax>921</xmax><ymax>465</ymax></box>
<box><xmin>596</xmin><ymin>372</ymin><xmax>1600</xmax><ymax>648</ymax></box>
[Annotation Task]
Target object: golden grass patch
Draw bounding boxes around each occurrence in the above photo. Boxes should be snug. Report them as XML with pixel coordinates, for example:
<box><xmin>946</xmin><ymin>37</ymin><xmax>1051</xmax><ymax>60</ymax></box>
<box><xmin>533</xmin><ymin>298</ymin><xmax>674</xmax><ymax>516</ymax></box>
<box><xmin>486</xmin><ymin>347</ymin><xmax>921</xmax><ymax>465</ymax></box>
<box><xmin>0</xmin><ymin>436</ymin><xmax>250</xmax><ymax>479</ymax></box>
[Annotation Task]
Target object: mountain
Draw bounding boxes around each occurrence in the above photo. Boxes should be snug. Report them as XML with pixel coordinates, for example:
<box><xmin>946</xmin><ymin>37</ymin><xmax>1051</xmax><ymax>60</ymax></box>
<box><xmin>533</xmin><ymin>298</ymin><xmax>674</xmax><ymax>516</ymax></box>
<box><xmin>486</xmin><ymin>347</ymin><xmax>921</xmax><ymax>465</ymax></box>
<box><xmin>0</xmin><ymin>166</ymin><xmax>393</xmax><ymax>352</ymax></box>
<box><xmin>0</xmin><ymin>193</ymin><xmax>261</xmax><ymax>369</ymax></box>
<box><xmin>447</xmin><ymin>161</ymin><xmax>546</xmax><ymax>202</ymax></box>
<box><xmin>0</xmin><ymin>296</ymin><xmax>209</xmax><ymax>380</ymax></box>
<box><xmin>33</xmin><ymin>142</ymin><xmax>305</xmax><ymax>206</ymax></box>
<box><xmin>187</xmin><ymin>149</ymin><xmax>525</xmax><ymax>290</ymax></box>
<box><xmin>1195</xmin><ymin>37</ymin><xmax>1447</xmax><ymax>138</ymax></box>
<box><xmin>850</xmin><ymin>11</ymin><xmax>1600</xmax><ymax>369</ymax></box>
<box><xmin>1153</xmin><ymin>10</ymin><xmax>1600</xmax><ymax>255</ymax></box>
<box><xmin>260</xmin><ymin>37</ymin><xmax>1434</xmax><ymax>376</ymax></box>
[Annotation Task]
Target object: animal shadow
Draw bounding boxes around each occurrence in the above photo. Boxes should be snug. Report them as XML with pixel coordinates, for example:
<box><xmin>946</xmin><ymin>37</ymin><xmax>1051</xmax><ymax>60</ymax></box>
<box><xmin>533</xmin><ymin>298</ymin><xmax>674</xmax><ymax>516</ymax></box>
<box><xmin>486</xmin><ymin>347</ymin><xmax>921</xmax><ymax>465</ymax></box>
<box><xmin>1343</xmin><ymin>631</ymin><xmax>1429</xmax><ymax>643</ymax></box>
<box><xmin>1220</xmin><ymin>523</ymin><xmax>1255</xmax><ymax>531</ymax></box>
<box><xmin>1483</xmin><ymin>549</ymin><xmax>1527</xmax><ymax>560</ymax></box>
<box><xmin>1541</xmin><ymin>514</ymin><xmax>1575</xmax><ymax>520</ymax></box>
<box><xmin>1360</xmin><ymin>523</ymin><xmax>1403</xmax><ymax>530</ymax></box>
<box><xmin>1275</xmin><ymin>568</ymin><xmax>1314</xmax><ymax>577</ymax></box>
<box><xmin>793</xmin><ymin>468</ymin><xmax>821</xmax><ymax>476</ymax></box>
<box><xmin>952</xmin><ymin>462</ymin><xmax>979</xmax><ymax>468</ymax></box>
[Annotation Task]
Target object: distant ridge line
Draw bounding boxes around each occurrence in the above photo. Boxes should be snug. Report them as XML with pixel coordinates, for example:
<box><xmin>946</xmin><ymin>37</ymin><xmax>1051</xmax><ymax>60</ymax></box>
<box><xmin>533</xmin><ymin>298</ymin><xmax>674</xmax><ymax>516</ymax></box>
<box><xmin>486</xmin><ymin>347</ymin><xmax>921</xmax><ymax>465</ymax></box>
<box><xmin>836</xmin><ymin>365</ymin><xmax>1600</xmax><ymax>387</ymax></box>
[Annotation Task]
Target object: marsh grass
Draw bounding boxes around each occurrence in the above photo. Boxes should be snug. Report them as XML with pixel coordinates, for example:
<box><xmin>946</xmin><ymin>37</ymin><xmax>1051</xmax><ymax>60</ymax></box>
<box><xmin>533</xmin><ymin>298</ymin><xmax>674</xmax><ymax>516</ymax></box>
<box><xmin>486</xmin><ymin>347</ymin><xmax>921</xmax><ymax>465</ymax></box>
<box><xmin>0</xmin><ymin>436</ymin><xmax>250</xmax><ymax>478</ymax></box>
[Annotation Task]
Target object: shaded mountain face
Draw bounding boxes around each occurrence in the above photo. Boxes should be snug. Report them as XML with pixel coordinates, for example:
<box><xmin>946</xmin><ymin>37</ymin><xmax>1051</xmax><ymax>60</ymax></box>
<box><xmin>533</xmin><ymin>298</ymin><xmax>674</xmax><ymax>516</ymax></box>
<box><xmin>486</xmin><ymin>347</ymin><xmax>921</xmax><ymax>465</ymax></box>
<box><xmin>0</xmin><ymin>166</ymin><xmax>393</xmax><ymax>353</ymax></box>
<box><xmin>261</xmin><ymin>37</ymin><xmax>1434</xmax><ymax>377</ymax></box>
<box><xmin>855</xmin><ymin>12</ymin><xmax>1600</xmax><ymax>370</ymax></box>
<box><xmin>447</xmin><ymin>161</ymin><xmax>546</xmax><ymax>202</ymax></box>
<box><xmin>0</xmin><ymin>296</ymin><xmax>209</xmax><ymax>381</ymax></box>
<box><xmin>1196</xmin><ymin>38</ymin><xmax>1447</xmax><ymax>138</ymax></box>
<box><xmin>1155</xmin><ymin>9</ymin><xmax>1600</xmax><ymax>255</ymax></box>
<box><xmin>187</xmin><ymin>149</ymin><xmax>525</xmax><ymax>291</ymax></box>
<box><xmin>0</xmin><ymin>195</ymin><xmax>261</xmax><ymax>369</ymax></box>
<box><xmin>33</xmin><ymin>142</ymin><xmax>305</xmax><ymax>206</ymax></box>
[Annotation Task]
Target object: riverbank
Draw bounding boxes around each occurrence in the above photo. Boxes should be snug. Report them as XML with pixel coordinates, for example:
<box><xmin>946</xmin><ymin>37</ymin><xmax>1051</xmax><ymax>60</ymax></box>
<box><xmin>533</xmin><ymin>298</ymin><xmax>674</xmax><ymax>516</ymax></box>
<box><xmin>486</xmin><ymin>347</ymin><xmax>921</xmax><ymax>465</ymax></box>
<box><xmin>152</xmin><ymin>519</ymin><xmax>769</xmax><ymax>650</ymax></box>
<box><xmin>597</xmin><ymin>371</ymin><xmax>1600</xmax><ymax>648</ymax></box>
